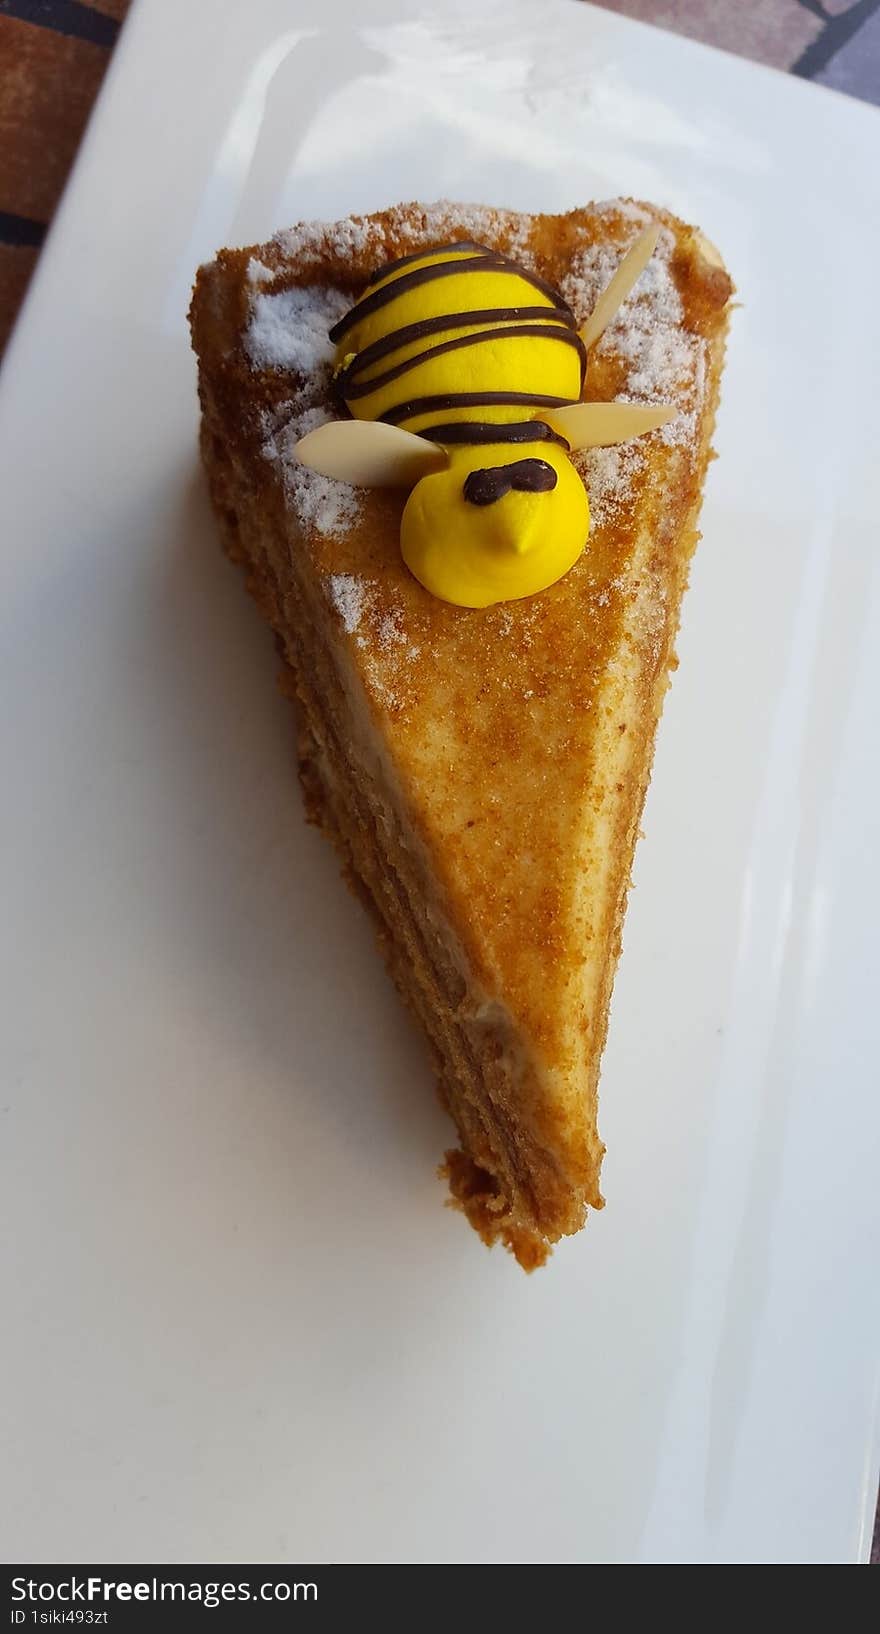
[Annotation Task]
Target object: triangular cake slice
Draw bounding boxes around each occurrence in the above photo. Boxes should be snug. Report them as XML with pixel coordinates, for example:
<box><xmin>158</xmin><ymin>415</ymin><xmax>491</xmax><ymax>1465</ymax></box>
<box><xmin>190</xmin><ymin>200</ymin><xmax>732</xmax><ymax>1268</ymax></box>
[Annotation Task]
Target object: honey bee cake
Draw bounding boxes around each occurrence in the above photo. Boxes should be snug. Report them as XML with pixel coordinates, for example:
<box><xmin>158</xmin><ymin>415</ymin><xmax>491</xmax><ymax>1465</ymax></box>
<box><xmin>190</xmin><ymin>200</ymin><xmax>732</xmax><ymax>1268</ymax></box>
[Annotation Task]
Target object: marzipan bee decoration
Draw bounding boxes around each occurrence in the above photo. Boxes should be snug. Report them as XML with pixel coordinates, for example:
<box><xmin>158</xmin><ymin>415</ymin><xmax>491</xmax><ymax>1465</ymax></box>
<box><xmin>296</xmin><ymin>226</ymin><xmax>674</xmax><ymax>608</ymax></box>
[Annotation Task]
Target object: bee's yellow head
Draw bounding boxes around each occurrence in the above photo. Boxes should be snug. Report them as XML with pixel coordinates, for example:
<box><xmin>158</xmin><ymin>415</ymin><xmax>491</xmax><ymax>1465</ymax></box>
<box><xmin>400</xmin><ymin>441</ymin><xmax>588</xmax><ymax>608</ymax></box>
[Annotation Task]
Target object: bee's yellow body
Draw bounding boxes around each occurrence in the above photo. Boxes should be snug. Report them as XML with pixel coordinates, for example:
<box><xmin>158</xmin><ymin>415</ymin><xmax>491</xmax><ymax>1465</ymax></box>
<box><xmin>331</xmin><ymin>242</ymin><xmax>590</xmax><ymax>607</ymax></box>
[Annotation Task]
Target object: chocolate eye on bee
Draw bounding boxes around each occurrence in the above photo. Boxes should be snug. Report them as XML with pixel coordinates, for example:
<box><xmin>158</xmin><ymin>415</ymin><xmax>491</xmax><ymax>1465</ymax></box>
<box><xmin>463</xmin><ymin>458</ymin><xmax>558</xmax><ymax>507</ymax></box>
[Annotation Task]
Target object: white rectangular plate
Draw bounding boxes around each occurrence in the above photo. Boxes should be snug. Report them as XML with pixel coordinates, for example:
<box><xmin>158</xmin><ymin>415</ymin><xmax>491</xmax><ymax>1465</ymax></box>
<box><xmin>1</xmin><ymin>0</ymin><xmax>878</xmax><ymax>1566</ymax></box>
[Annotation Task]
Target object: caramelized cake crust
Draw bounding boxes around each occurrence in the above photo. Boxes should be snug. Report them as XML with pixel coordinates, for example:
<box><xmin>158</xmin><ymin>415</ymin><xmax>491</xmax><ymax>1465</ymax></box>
<box><xmin>190</xmin><ymin>200</ymin><xmax>732</xmax><ymax>1267</ymax></box>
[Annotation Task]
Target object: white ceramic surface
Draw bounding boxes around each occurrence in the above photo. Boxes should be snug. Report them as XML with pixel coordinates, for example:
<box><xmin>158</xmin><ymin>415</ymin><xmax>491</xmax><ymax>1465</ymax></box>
<box><xmin>1</xmin><ymin>0</ymin><xmax>879</xmax><ymax>1566</ymax></box>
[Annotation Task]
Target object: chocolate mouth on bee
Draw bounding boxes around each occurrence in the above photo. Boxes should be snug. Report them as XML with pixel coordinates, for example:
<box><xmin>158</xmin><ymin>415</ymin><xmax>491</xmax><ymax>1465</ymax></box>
<box><xmin>463</xmin><ymin>459</ymin><xmax>558</xmax><ymax>507</ymax></box>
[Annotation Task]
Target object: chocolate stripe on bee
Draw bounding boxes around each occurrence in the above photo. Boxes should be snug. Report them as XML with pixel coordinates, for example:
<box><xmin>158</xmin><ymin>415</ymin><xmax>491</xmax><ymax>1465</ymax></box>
<box><xmin>379</xmin><ymin>390</ymin><xmax>576</xmax><ymax>425</ymax></box>
<box><xmin>335</xmin><ymin>305</ymin><xmax>575</xmax><ymax>394</ymax></box>
<box><xmin>342</xmin><ymin>323</ymin><xmax>587</xmax><ymax>401</ymax></box>
<box><xmin>416</xmin><ymin>420</ymin><xmax>571</xmax><ymax>450</ymax></box>
<box><xmin>329</xmin><ymin>254</ymin><xmax>574</xmax><ymax>343</ymax></box>
<box><xmin>363</xmin><ymin>240</ymin><xmax>492</xmax><ymax>288</ymax></box>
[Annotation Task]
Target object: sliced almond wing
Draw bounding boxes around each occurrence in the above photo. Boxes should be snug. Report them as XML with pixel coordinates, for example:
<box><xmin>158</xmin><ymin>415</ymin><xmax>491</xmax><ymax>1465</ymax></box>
<box><xmin>540</xmin><ymin>401</ymin><xmax>676</xmax><ymax>450</ymax></box>
<box><xmin>579</xmin><ymin>224</ymin><xmax>660</xmax><ymax>351</ymax></box>
<box><xmin>295</xmin><ymin>420</ymin><xmax>447</xmax><ymax>487</ymax></box>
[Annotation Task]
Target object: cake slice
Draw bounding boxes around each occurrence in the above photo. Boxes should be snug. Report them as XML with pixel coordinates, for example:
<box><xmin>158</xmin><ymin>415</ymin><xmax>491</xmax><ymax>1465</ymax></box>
<box><xmin>190</xmin><ymin>200</ymin><xmax>732</xmax><ymax>1268</ymax></box>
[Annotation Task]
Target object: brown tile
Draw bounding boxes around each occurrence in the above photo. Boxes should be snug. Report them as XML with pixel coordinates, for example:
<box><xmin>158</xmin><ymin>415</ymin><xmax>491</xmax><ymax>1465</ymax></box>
<box><xmin>0</xmin><ymin>242</ymin><xmax>39</xmax><ymax>359</ymax></box>
<box><xmin>80</xmin><ymin>0</ymin><xmax>132</xmax><ymax>20</ymax></box>
<box><xmin>0</xmin><ymin>16</ymin><xmax>110</xmax><ymax>222</ymax></box>
<box><xmin>588</xmin><ymin>0</ymin><xmax>822</xmax><ymax>70</ymax></box>
<box><xmin>814</xmin><ymin>3</ymin><xmax>880</xmax><ymax>102</ymax></box>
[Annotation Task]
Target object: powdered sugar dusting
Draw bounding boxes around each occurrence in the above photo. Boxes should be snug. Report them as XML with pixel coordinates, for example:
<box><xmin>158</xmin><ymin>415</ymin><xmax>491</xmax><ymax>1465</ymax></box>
<box><xmin>610</xmin><ymin>252</ymin><xmax>694</xmax><ymax>408</ymax></box>
<box><xmin>273</xmin><ymin>215</ymin><xmax>386</xmax><ymax>269</ymax></box>
<box><xmin>575</xmin><ymin>443</ymin><xmax>645</xmax><ymax>531</ymax></box>
<box><xmin>247</xmin><ymin>257</ymin><xmax>274</xmax><ymax>286</ymax></box>
<box><xmin>627</xmin><ymin>571</ymin><xmax>669</xmax><ymax>670</ymax></box>
<box><xmin>594</xmin><ymin>198</ymin><xmax>654</xmax><ymax>229</ymax></box>
<box><xmin>287</xmin><ymin>462</ymin><xmax>361</xmax><ymax>538</ymax></box>
<box><xmin>260</xmin><ymin>402</ymin><xmax>362</xmax><ymax>538</ymax></box>
<box><xmin>245</xmin><ymin>283</ymin><xmax>348</xmax><ymax>372</ymax></box>
<box><xmin>377</xmin><ymin>611</ymin><xmax>404</xmax><ymax>650</ymax></box>
<box><xmin>399</xmin><ymin>202</ymin><xmax>535</xmax><ymax>265</ymax></box>
<box><xmin>272</xmin><ymin>200</ymin><xmax>536</xmax><ymax>275</ymax></box>
<box><xmin>250</xmin><ymin>284</ymin><xmax>363</xmax><ymax>538</ymax></box>
<box><xmin>328</xmin><ymin>573</ymin><xmax>367</xmax><ymax>634</ymax></box>
<box><xmin>562</xmin><ymin>215</ymin><xmax>708</xmax><ymax>523</ymax></box>
<box><xmin>325</xmin><ymin>573</ymin><xmax>419</xmax><ymax>706</ymax></box>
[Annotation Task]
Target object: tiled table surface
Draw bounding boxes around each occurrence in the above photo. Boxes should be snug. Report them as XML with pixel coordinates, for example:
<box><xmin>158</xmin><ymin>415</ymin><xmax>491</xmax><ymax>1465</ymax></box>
<box><xmin>1</xmin><ymin>0</ymin><xmax>877</xmax><ymax>1565</ymax></box>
